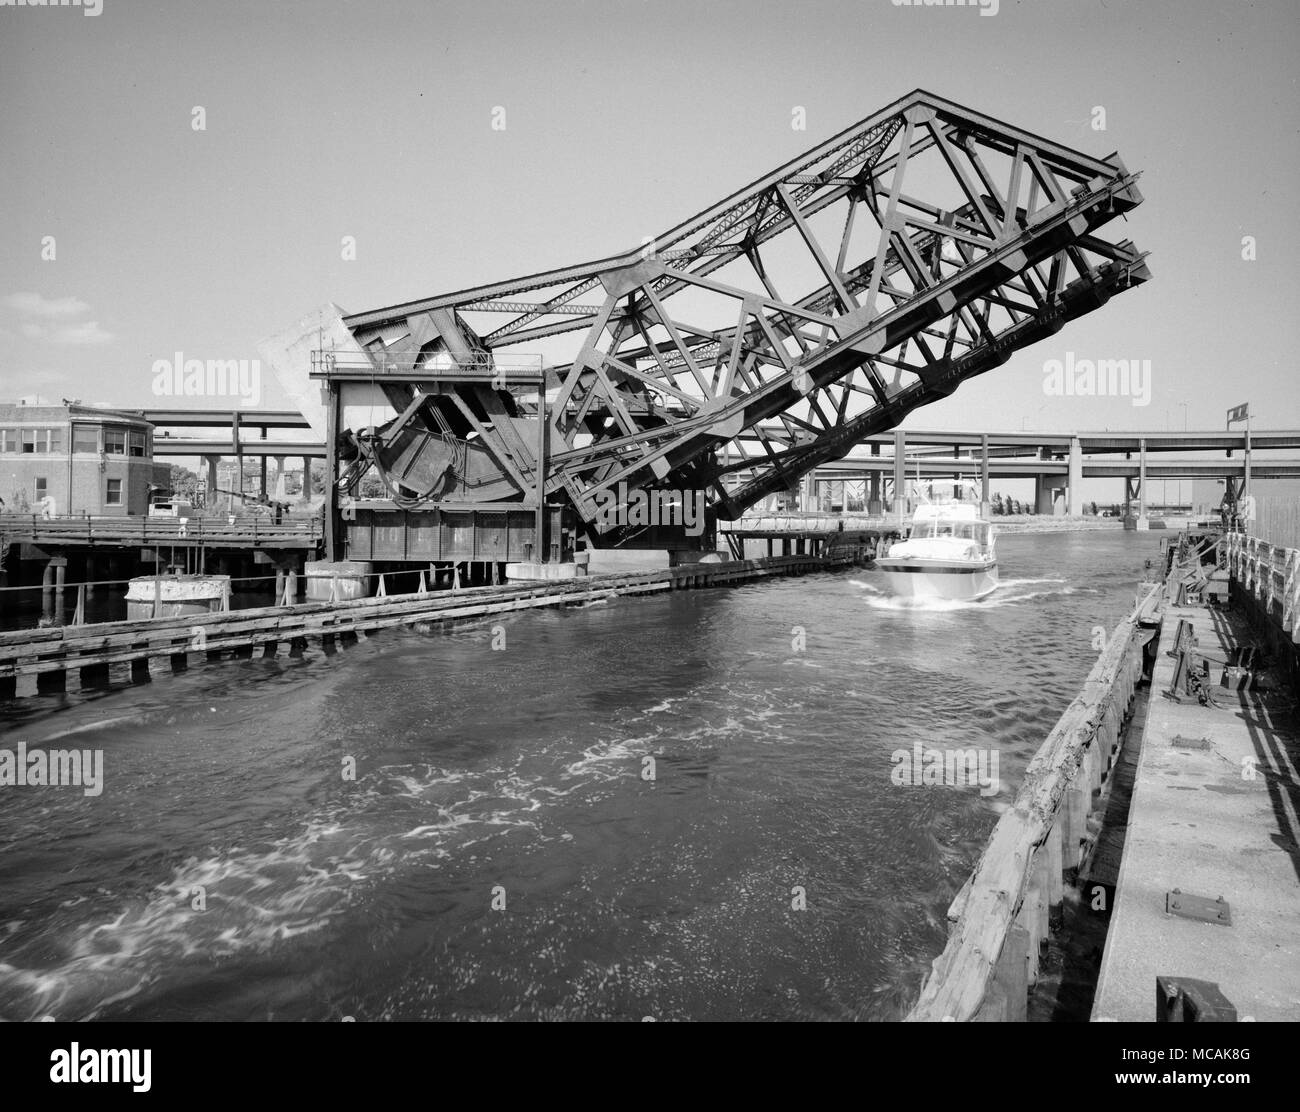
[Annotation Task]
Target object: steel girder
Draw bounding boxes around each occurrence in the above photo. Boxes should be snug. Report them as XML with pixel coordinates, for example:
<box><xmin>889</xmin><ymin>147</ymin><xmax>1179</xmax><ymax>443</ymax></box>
<box><xmin>338</xmin><ymin>89</ymin><xmax>1148</xmax><ymax>537</ymax></box>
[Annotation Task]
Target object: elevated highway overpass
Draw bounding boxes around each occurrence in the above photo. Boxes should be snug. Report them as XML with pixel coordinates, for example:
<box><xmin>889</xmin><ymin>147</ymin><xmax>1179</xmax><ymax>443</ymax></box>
<box><xmin>764</xmin><ymin>426</ymin><xmax>1300</xmax><ymax>517</ymax></box>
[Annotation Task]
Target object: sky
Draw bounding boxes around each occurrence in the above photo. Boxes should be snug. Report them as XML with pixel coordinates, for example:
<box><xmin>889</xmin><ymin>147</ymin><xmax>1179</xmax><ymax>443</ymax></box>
<box><xmin>1</xmin><ymin>0</ymin><xmax>1297</xmax><ymax>503</ymax></box>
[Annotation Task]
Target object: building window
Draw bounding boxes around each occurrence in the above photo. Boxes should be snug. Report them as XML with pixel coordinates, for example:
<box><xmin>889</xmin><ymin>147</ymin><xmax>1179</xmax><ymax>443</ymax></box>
<box><xmin>103</xmin><ymin>429</ymin><xmax>127</xmax><ymax>455</ymax></box>
<box><xmin>34</xmin><ymin>477</ymin><xmax>47</xmax><ymax>499</ymax></box>
<box><xmin>72</xmin><ymin>424</ymin><xmax>99</xmax><ymax>453</ymax></box>
<box><xmin>106</xmin><ymin>478</ymin><xmax>123</xmax><ymax>505</ymax></box>
<box><xmin>0</xmin><ymin>429</ymin><xmax>15</xmax><ymax>453</ymax></box>
<box><xmin>20</xmin><ymin>429</ymin><xmax>62</xmax><ymax>452</ymax></box>
<box><xmin>129</xmin><ymin>430</ymin><xmax>146</xmax><ymax>457</ymax></box>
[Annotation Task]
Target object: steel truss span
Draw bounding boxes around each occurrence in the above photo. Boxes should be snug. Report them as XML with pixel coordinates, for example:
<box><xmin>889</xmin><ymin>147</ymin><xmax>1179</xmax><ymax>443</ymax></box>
<box><xmin>324</xmin><ymin>89</ymin><xmax>1148</xmax><ymax>546</ymax></box>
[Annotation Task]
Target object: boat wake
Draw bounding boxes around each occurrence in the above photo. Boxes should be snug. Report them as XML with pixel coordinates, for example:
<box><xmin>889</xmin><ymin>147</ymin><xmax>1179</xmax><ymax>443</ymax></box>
<box><xmin>853</xmin><ymin>576</ymin><xmax>1078</xmax><ymax>613</ymax></box>
<box><xmin>0</xmin><ymin>683</ymin><xmax>703</xmax><ymax>1022</ymax></box>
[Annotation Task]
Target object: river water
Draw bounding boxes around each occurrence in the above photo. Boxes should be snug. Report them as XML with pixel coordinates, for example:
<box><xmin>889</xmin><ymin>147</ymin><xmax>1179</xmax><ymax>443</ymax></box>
<box><xmin>0</xmin><ymin>530</ymin><xmax>1159</xmax><ymax>1021</ymax></box>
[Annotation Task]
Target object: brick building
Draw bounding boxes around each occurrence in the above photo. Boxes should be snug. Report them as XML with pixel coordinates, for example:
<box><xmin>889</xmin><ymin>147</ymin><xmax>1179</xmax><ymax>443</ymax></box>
<box><xmin>0</xmin><ymin>400</ymin><xmax>171</xmax><ymax>516</ymax></box>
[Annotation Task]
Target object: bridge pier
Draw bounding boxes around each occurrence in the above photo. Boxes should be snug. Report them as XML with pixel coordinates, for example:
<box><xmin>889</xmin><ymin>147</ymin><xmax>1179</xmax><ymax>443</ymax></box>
<box><xmin>1033</xmin><ymin>471</ymin><xmax>1055</xmax><ymax>515</ymax></box>
<box><xmin>980</xmin><ymin>433</ymin><xmax>991</xmax><ymax>519</ymax></box>
<box><xmin>1136</xmin><ymin>438</ymin><xmax>1149</xmax><ymax>529</ymax></box>
<box><xmin>269</xmin><ymin>552</ymin><xmax>301</xmax><ymax>604</ymax></box>
<box><xmin>1068</xmin><ymin>436</ymin><xmax>1083</xmax><ymax>516</ymax></box>
<box><xmin>41</xmin><ymin>556</ymin><xmax>67</xmax><ymax>623</ymax></box>
<box><xmin>869</xmin><ymin>445</ymin><xmax>882</xmax><ymax>514</ymax></box>
<box><xmin>205</xmin><ymin>455</ymin><xmax>219</xmax><ymax>507</ymax></box>
<box><xmin>893</xmin><ymin>429</ymin><xmax>907</xmax><ymax>522</ymax></box>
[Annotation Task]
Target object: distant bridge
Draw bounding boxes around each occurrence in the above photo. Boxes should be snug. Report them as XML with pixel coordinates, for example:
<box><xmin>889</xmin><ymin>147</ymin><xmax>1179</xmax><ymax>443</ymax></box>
<box><xmin>138</xmin><ymin>405</ymin><xmax>1296</xmax><ymax>523</ymax></box>
<box><xmin>144</xmin><ymin>409</ymin><xmax>325</xmax><ymax>502</ymax></box>
<box><xmin>791</xmin><ymin>426</ymin><xmax>1300</xmax><ymax>515</ymax></box>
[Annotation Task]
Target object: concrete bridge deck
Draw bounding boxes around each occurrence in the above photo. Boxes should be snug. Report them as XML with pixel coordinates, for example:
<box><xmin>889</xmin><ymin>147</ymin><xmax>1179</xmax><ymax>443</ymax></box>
<box><xmin>1091</xmin><ymin>597</ymin><xmax>1300</xmax><ymax>1022</ymax></box>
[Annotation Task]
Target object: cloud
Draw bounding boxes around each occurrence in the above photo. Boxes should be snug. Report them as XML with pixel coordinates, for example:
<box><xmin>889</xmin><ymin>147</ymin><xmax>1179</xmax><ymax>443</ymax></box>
<box><xmin>53</xmin><ymin>320</ymin><xmax>114</xmax><ymax>345</ymax></box>
<box><xmin>20</xmin><ymin>320</ymin><xmax>115</xmax><ymax>346</ymax></box>
<box><xmin>3</xmin><ymin>292</ymin><xmax>92</xmax><ymax>319</ymax></box>
<box><xmin>3</xmin><ymin>292</ymin><xmax>113</xmax><ymax>344</ymax></box>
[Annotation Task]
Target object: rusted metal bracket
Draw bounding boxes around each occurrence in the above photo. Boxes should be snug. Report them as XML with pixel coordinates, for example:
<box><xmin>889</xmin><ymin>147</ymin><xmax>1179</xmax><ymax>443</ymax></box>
<box><xmin>1166</xmin><ymin>618</ymin><xmax>1195</xmax><ymax>658</ymax></box>
<box><xmin>1165</xmin><ymin>648</ymin><xmax>1220</xmax><ymax>706</ymax></box>
<box><xmin>1165</xmin><ymin>888</ymin><xmax>1231</xmax><ymax>926</ymax></box>
<box><xmin>1221</xmin><ymin>666</ymin><xmax>1256</xmax><ymax>691</ymax></box>
<box><xmin>1156</xmin><ymin>976</ymin><xmax>1238</xmax><ymax>1022</ymax></box>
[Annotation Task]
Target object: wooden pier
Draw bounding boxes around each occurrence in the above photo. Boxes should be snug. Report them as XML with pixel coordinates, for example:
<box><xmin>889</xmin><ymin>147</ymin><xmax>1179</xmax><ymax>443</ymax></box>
<box><xmin>1081</xmin><ymin>528</ymin><xmax>1300</xmax><ymax>1022</ymax></box>
<box><xmin>0</xmin><ymin>551</ymin><xmax>861</xmax><ymax>700</ymax></box>
<box><xmin>0</xmin><ymin>513</ymin><xmax>322</xmax><ymax>552</ymax></box>
<box><xmin>906</xmin><ymin>581</ymin><xmax>1160</xmax><ymax>1021</ymax></box>
<box><xmin>718</xmin><ymin>512</ymin><xmax>902</xmax><ymax>561</ymax></box>
<box><xmin>909</xmin><ymin>525</ymin><xmax>1300</xmax><ymax>1022</ymax></box>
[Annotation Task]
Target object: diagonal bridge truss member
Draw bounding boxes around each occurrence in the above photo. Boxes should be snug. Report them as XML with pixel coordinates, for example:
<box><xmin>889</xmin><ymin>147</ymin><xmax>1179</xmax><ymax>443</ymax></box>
<box><xmin>332</xmin><ymin>88</ymin><xmax>1149</xmax><ymax>542</ymax></box>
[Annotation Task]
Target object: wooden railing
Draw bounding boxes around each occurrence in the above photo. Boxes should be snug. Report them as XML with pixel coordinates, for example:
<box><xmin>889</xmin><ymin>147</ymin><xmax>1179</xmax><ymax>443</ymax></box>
<box><xmin>0</xmin><ymin>513</ymin><xmax>321</xmax><ymax>550</ymax></box>
<box><xmin>1254</xmin><ymin>496</ymin><xmax>1300</xmax><ymax>552</ymax></box>
<box><xmin>906</xmin><ymin>581</ymin><xmax>1160</xmax><ymax>1021</ymax></box>
<box><xmin>1224</xmin><ymin>531</ymin><xmax>1300</xmax><ymax>643</ymax></box>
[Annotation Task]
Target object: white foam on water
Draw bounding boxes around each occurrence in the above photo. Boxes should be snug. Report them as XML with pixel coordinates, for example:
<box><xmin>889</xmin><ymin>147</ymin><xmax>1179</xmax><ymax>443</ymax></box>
<box><xmin>37</xmin><ymin>714</ymin><xmax>146</xmax><ymax>742</ymax></box>
<box><xmin>0</xmin><ymin>724</ymin><xmax>692</xmax><ymax>1019</ymax></box>
<box><xmin>402</xmin><ymin>810</ymin><xmax>475</xmax><ymax>839</ymax></box>
<box><xmin>859</xmin><ymin>594</ymin><xmax>982</xmax><ymax>613</ymax></box>
<box><xmin>852</xmin><ymin>574</ymin><xmax>1080</xmax><ymax>614</ymax></box>
<box><xmin>0</xmin><ymin>818</ymin><xmax>365</xmax><ymax>1021</ymax></box>
<box><xmin>563</xmin><ymin>736</ymin><xmax>652</xmax><ymax>780</ymax></box>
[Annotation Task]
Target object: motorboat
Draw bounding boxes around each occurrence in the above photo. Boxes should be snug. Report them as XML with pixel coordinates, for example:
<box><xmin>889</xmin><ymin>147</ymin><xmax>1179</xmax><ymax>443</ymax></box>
<box><xmin>876</xmin><ymin>482</ymin><xmax>998</xmax><ymax>601</ymax></box>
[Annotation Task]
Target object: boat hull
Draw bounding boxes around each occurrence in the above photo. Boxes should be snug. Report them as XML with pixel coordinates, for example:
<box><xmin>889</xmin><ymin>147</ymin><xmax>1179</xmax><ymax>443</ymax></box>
<box><xmin>875</xmin><ymin>558</ymin><xmax>998</xmax><ymax>601</ymax></box>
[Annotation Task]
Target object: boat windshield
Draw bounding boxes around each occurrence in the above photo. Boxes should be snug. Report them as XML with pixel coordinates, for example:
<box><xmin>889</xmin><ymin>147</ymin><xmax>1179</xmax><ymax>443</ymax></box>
<box><xmin>919</xmin><ymin>519</ymin><xmax>993</xmax><ymax>547</ymax></box>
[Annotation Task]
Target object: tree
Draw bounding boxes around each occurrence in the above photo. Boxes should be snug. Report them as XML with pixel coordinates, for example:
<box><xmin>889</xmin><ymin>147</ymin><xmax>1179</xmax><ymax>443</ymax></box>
<box><xmin>168</xmin><ymin>464</ymin><xmax>199</xmax><ymax>499</ymax></box>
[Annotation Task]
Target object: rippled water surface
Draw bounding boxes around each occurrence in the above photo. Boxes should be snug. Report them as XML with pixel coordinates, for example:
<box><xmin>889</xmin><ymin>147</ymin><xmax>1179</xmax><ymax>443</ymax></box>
<box><xmin>0</xmin><ymin>531</ymin><xmax>1159</xmax><ymax>1021</ymax></box>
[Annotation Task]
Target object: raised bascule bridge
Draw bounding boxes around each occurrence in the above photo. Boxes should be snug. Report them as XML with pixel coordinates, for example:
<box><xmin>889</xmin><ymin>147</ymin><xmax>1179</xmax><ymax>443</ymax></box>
<box><xmin>262</xmin><ymin>88</ymin><xmax>1148</xmax><ymax>577</ymax></box>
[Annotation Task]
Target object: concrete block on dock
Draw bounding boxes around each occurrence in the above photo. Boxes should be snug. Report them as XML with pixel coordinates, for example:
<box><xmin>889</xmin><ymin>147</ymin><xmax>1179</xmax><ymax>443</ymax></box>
<box><xmin>670</xmin><ymin>550</ymin><xmax>725</xmax><ymax>567</ymax></box>
<box><xmin>304</xmin><ymin>561</ymin><xmax>372</xmax><ymax>601</ymax></box>
<box><xmin>585</xmin><ymin>549</ymin><xmax>671</xmax><ymax>575</ymax></box>
<box><xmin>504</xmin><ymin>561</ymin><xmax>581</xmax><ymax>582</ymax></box>
<box><xmin>125</xmin><ymin>575</ymin><xmax>231</xmax><ymax>620</ymax></box>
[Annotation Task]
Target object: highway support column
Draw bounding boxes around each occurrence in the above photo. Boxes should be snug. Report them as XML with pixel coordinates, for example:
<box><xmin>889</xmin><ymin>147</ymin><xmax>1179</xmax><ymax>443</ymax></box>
<box><xmin>1067</xmin><ymin>436</ymin><xmax>1083</xmax><ymax>516</ymax></box>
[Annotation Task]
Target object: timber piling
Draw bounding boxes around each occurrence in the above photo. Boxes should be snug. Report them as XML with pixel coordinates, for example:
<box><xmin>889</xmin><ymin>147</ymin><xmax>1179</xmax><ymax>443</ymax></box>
<box><xmin>0</xmin><ymin>551</ymin><xmax>863</xmax><ymax>701</ymax></box>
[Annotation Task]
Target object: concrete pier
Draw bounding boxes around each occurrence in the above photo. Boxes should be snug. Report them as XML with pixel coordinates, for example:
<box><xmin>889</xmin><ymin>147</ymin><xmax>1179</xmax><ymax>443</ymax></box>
<box><xmin>1092</xmin><ymin>597</ymin><xmax>1300</xmax><ymax>1021</ymax></box>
